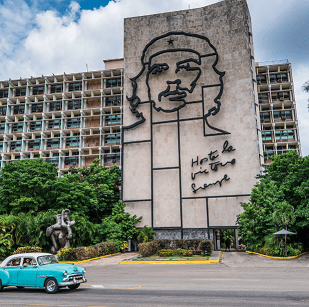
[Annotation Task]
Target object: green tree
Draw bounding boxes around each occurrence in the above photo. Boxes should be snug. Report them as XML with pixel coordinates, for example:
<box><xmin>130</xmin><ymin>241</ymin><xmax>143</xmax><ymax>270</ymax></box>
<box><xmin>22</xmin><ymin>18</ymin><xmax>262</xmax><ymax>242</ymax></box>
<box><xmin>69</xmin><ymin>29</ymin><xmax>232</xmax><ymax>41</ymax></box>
<box><xmin>273</xmin><ymin>201</ymin><xmax>296</xmax><ymax>230</ymax></box>
<box><xmin>237</xmin><ymin>151</ymin><xmax>309</xmax><ymax>252</ymax></box>
<box><xmin>138</xmin><ymin>226</ymin><xmax>156</xmax><ymax>243</ymax></box>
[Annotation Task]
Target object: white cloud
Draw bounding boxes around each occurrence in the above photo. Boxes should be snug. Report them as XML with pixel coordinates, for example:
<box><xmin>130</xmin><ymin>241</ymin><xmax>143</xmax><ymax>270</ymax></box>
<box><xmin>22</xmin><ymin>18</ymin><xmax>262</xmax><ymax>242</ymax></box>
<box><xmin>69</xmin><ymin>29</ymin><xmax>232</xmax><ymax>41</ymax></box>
<box><xmin>292</xmin><ymin>63</ymin><xmax>309</xmax><ymax>156</ymax></box>
<box><xmin>0</xmin><ymin>0</ymin><xmax>219</xmax><ymax>80</ymax></box>
<box><xmin>0</xmin><ymin>0</ymin><xmax>308</xmax><ymax>155</ymax></box>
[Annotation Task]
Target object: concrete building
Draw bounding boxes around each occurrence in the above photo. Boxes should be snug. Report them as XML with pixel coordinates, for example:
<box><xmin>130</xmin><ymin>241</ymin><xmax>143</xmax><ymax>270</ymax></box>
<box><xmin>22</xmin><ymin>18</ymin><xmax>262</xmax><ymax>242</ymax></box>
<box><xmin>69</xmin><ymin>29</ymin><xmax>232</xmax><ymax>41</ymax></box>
<box><xmin>256</xmin><ymin>61</ymin><xmax>301</xmax><ymax>163</ymax></box>
<box><xmin>122</xmin><ymin>0</ymin><xmax>262</xmax><ymax>242</ymax></box>
<box><xmin>0</xmin><ymin>59</ymin><xmax>123</xmax><ymax>175</ymax></box>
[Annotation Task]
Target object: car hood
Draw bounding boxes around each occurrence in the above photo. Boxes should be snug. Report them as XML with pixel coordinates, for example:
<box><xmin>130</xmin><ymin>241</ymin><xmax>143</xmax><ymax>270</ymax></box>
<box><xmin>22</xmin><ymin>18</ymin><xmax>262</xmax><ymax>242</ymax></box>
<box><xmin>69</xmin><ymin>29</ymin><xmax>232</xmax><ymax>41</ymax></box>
<box><xmin>39</xmin><ymin>264</ymin><xmax>83</xmax><ymax>274</ymax></box>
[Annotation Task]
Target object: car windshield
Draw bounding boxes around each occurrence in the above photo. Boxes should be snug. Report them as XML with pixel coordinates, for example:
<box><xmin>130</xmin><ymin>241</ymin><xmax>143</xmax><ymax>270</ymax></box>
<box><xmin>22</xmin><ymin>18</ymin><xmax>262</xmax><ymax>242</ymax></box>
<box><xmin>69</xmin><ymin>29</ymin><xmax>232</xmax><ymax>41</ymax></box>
<box><xmin>37</xmin><ymin>255</ymin><xmax>58</xmax><ymax>265</ymax></box>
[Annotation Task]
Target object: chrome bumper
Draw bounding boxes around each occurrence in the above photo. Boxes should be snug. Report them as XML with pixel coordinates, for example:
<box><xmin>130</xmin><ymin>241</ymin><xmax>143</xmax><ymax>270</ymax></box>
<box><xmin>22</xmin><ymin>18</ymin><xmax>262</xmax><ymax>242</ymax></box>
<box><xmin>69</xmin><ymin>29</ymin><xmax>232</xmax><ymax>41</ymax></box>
<box><xmin>59</xmin><ymin>276</ymin><xmax>87</xmax><ymax>287</ymax></box>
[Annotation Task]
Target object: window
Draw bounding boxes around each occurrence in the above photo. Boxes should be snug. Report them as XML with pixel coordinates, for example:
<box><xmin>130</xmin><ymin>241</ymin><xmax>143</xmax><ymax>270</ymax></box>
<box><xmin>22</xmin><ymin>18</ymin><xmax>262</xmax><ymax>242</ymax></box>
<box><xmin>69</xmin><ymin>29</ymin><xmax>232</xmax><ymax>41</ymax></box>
<box><xmin>280</xmin><ymin>110</ymin><xmax>292</xmax><ymax>120</ymax></box>
<box><xmin>28</xmin><ymin>140</ymin><xmax>41</xmax><ymax>149</ymax></box>
<box><xmin>32</xmin><ymin>104</ymin><xmax>43</xmax><ymax>113</ymax></box>
<box><xmin>48</xmin><ymin>120</ymin><xmax>61</xmax><ymax>129</ymax></box>
<box><xmin>15</xmin><ymin>88</ymin><xmax>26</xmax><ymax>97</ymax></box>
<box><xmin>69</xmin><ymin>82</ymin><xmax>82</xmax><ymax>91</ymax></box>
<box><xmin>275</xmin><ymin>130</ymin><xmax>294</xmax><ymax>141</ymax></box>
<box><xmin>271</xmin><ymin>92</ymin><xmax>290</xmax><ymax>102</ymax></box>
<box><xmin>0</xmin><ymin>142</ymin><xmax>3</xmax><ymax>151</ymax></box>
<box><xmin>12</xmin><ymin>123</ymin><xmax>23</xmax><ymax>132</ymax></box>
<box><xmin>64</xmin><ymin>156</ymin><xmax>79</xmax><ymax>166</ymax></box>
<box><xmin>32</xmin><ymin>86</ymin><xmax>44</xmax><ymax>95</ymax></box>
<box><xmin>257</xmin><ymin>75</ymin><xmax>267</xmax><ymax>84</ymax></box>
<box><xmin>47</xmin><ymin>137</ymin><xmax>60</xmax><ymax>148</ymax></box>
<box><xmin>51</xmin><ymin>84</ymin><xmax>63</xmax><ymax>93</ymax></box>
<box><xmin>106</xmin><ymin>115</ymin><xmax>121</xmax><ymax>125</ymax></box>
<box><xmin>260</xmin><ymin>112</ymin><xmax>270</xmax><ymax>122</ymax></box>
<box><xmin>11</xmin><ymin>141</ymin><xmax>22</xmax><ymax>151</ymax></box>
<box><xmin>105</xmin><ymin>133</ymin><xmax>121</xmax><ymax>144</ymax></box>
<box><xmin>30</xmin><ymin>121</ymin><xmax>42</xmax><ymax>131</ymax></box>
<box><xmin>67</xmin><ymin>118</ymin><xmax>80</xmax><ymax>128</ymax></box>
<box><xmin>0</xmin><ymin>124</ymin><xmax>5</xmax><ymax>133</ymax></box>
<box><xmin>0</xmin><ymin>107</ymin><xmax>7</xmax><ymax>115</ymax></box>
<box><xmin>106</xmin><ymin>96</ymin><xmax>121</xmax><ymax>106</ymax></box>
<box><xmin>66</xmin><ymin>137</ymin><xmax>80</xmax><ymax>147</ymax></box>
<box><xmin>258</xmin><ymin>93</ymin><xmax>269</xmax><ymax>104</ymax></box>
<box><xmin>14</xmin><ymin>105</ymin><xmax>25</xmax><ymax>114</ymax></box>
<box><xmin>262</xmin><ymin>131</ymin><xmax>272</xmax><ymax>142</ymax></box>
<box><xmin>277</xmin><ymin>146</ymin><xmax>286</xmax><ymax>155</ymax></box>
<box><xmin>269</xmin><ymin>73</ymin><xmax>288</xmax><ymax>83</ymax></box>
<box><xmin>46</xmin><ymin>157</ymin><xmax>59</xmax><ymax>166</ymax></box>
<box><xmin>0</xmin><ymin>89</ymin><xmax>8</xmax><ymax>98</ymax></box>
<box><xmin>263</xmin><ymin>150</ymin><xmax>274</xmax><ymax>161</ymax></box>
<box><xmin>68</xmin><ymin>100</ymin><xmax>81</xmax><ymax>109</ymax></box>
<box><xmin>50</xmin><ymin>102</ymin><xmax>61</xmax><ymax>111</ymax></box>
<box><xmin>106</xmin><ymin>78</ymin><xmax>121</xmax><ymax>88</ymax></box>
<box><xmin>104</xmin><ymin>154</ymin><xmax>120</xmax><ymax>163</ymax></box>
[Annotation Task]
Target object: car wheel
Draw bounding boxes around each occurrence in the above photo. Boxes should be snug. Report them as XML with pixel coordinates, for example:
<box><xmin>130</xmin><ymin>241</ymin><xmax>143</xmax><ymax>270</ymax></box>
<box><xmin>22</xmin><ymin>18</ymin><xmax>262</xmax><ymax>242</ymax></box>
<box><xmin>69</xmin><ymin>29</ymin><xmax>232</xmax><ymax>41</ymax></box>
<box><xmin>68</xmin><ymin>283</ymin><xmax>80</xmax><ymax>290</ymax></box>
<box><xmin>45</xmin><ymin>278</ymin><xmax>59</xmax><ymax>294</ymax></box>
<box><xmin>0</xmin><ymin>279</ymin><xmax>4</xmax><ymax>292</ymax></box>
<box><xmin>16</xmin><ymin>286</ymin><xmax>24</xmax><ymax>289</ymax></box>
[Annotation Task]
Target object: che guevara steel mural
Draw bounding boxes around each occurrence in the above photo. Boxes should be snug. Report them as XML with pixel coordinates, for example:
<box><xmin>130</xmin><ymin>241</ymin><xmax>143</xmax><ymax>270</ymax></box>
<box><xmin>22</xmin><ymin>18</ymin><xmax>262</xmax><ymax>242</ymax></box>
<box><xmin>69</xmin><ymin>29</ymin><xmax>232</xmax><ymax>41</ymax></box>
<box><xmin>123</xmin><ymin>31</ymin><xmax>236</xmax><ymax>194</ymax></box>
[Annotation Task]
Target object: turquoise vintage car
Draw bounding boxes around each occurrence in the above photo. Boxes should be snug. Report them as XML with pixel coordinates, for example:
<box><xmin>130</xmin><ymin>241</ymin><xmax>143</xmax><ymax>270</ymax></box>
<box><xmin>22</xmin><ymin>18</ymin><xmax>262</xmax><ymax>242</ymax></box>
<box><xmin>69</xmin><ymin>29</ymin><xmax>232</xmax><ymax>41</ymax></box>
<box><xmin>0</xmin><ymin>253</ymin><xmax>87</xmax><ymax>294</ymax></box>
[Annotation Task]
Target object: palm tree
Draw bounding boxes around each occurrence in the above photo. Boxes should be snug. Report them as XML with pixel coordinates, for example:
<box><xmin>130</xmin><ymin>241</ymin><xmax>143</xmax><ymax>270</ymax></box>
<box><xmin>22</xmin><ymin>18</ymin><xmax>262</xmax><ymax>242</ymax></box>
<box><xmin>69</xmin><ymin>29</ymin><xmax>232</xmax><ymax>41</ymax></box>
<box><xmin>273</xmin><ymin>201</ymin><xmax>296</xmax><ymax>256</ymax></box>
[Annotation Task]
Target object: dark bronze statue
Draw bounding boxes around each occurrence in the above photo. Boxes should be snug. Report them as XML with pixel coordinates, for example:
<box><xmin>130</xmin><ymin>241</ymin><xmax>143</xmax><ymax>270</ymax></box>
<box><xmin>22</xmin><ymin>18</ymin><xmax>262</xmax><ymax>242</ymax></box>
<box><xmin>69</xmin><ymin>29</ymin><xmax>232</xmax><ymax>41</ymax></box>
<box><xmin>46</xmin><ymin>209</ymin><xmax>75</xmax><ymax>254</ymax></box>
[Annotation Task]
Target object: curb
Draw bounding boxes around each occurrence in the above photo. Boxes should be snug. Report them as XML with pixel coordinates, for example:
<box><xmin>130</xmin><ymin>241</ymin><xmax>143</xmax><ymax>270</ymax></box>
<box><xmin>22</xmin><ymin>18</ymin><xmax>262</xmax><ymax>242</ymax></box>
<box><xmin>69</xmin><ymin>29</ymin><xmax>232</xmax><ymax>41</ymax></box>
<box><xmin>120</xmin><ymin>252</ymin><xmax>221</xmax><ymax>264</ymax></box>
<box><xmin>246</xmin><ymin>251</ymin><xmax>307</xmax><ymax>260</ymax></box>
<box><xmin>62</xmin><ymin>252</ymin><xmax>121</xmax><ymax>264</ymax></box>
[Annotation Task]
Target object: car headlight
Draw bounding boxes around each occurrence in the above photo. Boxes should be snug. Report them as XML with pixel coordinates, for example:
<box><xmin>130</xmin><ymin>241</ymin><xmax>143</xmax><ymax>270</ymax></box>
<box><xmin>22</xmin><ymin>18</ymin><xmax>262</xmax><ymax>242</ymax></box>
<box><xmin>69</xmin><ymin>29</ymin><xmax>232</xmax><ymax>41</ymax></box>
<box><xmin>63</xmin><ymin>271</ymin><xmax>67</xmax><ymax>276</ymax></box>
<box><xmin>83</xmin><ymin>268</ymin><xmax>86</xmax><ymax>274</ymax></box>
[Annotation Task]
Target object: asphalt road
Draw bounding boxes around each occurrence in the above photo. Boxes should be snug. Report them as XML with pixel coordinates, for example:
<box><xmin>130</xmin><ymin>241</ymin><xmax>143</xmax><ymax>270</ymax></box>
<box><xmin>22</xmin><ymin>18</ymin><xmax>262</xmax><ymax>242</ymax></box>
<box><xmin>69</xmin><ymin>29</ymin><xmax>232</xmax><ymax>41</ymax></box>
<box><xmin>1</xmin><ymin>252</ymin><xmax>309</xmax><ymax>307</ymax></box>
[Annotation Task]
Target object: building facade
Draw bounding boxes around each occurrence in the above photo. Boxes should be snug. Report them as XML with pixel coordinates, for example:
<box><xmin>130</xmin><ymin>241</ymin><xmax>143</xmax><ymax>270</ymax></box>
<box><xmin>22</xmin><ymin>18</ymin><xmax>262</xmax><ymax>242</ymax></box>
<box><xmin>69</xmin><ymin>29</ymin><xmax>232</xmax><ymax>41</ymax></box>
<box><xmin>256</xmin><ymin>61</ymin><xmax>301</xmax><ymax>163</ymax></box>
<box><xmin>122</xmin><ymin>0</ymin><xmax>262</xmax><ymax>242</ymax></box>
<box><xmin>0</xmin><ymin>60</ymin><xmax>123</xmax><ymax>175</ymax></box>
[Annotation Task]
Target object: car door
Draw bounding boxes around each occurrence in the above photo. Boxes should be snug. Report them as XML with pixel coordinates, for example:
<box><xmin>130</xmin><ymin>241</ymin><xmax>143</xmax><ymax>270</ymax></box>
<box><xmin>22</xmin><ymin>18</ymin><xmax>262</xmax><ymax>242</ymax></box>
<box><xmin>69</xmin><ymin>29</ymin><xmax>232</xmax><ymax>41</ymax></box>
<box><xmin>5</xmin><ymin>257</ymin><xmax>22</xmax><ymax>285</ymax></box>
<box><xmin>17</xmin><ymin>257</ymin><xmax>38</xmax><ymax>286</ymax></box>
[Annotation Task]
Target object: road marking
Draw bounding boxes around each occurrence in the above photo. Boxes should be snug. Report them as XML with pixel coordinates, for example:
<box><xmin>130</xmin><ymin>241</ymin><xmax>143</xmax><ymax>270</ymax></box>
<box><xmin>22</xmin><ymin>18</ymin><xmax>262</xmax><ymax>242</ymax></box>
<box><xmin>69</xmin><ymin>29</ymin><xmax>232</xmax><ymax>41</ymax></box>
<box><xmin>91</xmin><ymin>285</ymin><xmax>105</xmax><ymax>288</ymax></box>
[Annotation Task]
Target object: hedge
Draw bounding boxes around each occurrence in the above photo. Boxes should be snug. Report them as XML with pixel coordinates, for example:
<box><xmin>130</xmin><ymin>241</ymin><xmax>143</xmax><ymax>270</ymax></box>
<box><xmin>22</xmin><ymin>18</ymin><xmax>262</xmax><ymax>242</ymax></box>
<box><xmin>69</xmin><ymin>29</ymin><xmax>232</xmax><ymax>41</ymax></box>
<box><xmin>57</xmin><ymin>241</ymin><xmax>118</xmax><ymax>261</ymax></box>
<box><xmin>138</xmin><ymin>239</ymin><xmax>213</xmax><ymax>257</ymax></box>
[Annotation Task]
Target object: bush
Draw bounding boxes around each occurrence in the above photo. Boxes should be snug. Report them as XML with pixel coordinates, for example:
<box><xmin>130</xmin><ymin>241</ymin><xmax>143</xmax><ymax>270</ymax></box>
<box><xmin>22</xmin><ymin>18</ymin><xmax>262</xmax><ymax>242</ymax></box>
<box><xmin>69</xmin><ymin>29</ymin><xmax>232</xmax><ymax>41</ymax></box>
<box><xmin>138</xmin><ymin>239</ymin><xmax>213</xmax><ymax>257</ymax></box>
<box><xmin>138</xmin><ymin>226</ymin><xmax>156</xmax><ymax>243</ymax></box>
<box><xmin>57</xmin><ymin>241</ymin><xmax>118</xmax><ymax>261</ymax></box>
<box><xmin>13</xmin><ymin>246</ymin><xmax>42</xmax><ymax>255</ymax></box>
<box><xmin>138</xmin><ymin>241</ymin><xmax>159</xmax><ymax>257</ymax></box>
<box><xmin>158</xmin><ymin>249</ymin><xmax>173</xmax><ymax>257</ymax></box>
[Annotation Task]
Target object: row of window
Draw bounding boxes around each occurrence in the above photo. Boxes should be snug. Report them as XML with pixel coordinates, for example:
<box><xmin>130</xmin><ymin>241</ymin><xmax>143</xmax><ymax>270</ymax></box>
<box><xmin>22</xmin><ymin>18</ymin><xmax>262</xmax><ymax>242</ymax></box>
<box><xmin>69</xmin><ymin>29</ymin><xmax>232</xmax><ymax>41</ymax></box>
<box><xmin>0</xmin><ymin>78</ymin><xmax>122</xmax><ymax>98</ymax></box>
<box><xmin>258</xmin><ymin>92</ymin><xmax>291</xmax><ymax>103</ymax></box>
<box><xmin>0</xmin><ymin>98</ymin><xmax>121</xmax><ymax>115</ymax></box>
<box><xmin>260</xmin><ymin>110</ymin><xmax>293</xmax><ymax>121</ymax></box>
<box><xmin>257</xmin><ymin>73</ymin><xmax>289</xmax><ymax>84</ymax></box>
<box><xmin>0</xmin><ymin>153</ymin><xmax>120</xmax><ymax>166</ymax></box>
<box><xmin>261</xmin><ymin>130</ymin><xmax>295</xmax><ymax>142</ymax></box>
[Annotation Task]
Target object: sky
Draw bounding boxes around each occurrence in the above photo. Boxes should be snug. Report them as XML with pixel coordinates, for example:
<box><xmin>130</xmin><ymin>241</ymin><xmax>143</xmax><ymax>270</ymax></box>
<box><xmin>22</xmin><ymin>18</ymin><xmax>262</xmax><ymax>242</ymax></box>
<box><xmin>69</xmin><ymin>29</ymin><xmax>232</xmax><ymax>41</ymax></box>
<box><xmin>0</xmin><ymin>0</ymin><xmax>308</xmax><ymax>155</ymax></box>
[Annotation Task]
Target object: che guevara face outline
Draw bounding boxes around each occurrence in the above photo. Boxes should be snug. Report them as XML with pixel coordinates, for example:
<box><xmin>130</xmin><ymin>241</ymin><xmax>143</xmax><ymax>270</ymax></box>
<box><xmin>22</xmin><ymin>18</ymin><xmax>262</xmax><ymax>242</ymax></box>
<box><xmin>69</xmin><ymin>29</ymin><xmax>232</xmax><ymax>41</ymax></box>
<box><xmin>146</xmin><ymin>49</ymin><xmax>202</xmax><ymax>113</ymax></box>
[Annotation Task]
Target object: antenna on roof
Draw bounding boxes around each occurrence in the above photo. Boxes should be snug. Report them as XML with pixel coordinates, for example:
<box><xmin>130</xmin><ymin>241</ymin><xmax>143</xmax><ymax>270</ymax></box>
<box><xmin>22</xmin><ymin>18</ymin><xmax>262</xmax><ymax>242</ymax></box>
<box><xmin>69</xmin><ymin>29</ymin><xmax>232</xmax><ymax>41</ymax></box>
<box><xmin>188</xmin><ymin>4</ymin><xmax>190</xmax><ymax>9</ymax></box>
<box><xmin>86</xmin><ymin>64</ymin><xmax>88</xmax><ymax>72</ymax></box>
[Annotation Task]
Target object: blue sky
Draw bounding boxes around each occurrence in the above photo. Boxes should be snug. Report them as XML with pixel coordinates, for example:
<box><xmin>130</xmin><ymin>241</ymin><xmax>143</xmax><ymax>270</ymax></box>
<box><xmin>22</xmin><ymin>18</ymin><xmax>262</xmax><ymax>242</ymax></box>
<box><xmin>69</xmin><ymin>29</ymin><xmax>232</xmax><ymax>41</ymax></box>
<box><xmin>0</xmin><ymin>0</ymin><xmax>308</xmax><ymax>155</ymax></box>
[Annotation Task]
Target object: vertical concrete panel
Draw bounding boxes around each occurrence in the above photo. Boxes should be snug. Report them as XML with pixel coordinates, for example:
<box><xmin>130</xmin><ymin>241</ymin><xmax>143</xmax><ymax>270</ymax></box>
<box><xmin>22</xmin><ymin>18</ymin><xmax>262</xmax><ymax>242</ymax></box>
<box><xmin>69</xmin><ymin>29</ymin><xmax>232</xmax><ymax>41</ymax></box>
<box><xmin>122</xmin><ymin>142</ymin><xmax>151</xmax><ymax>201</ymax></box>
<box><xmin>153</xmin><ymin>169</ymin><xmax>180</xmax><ymax>227</ymax></box>
<box><xmin>182</xmin><ymin>198</ymin><xmax>207</xmax><ymax>228</ymax></box>
<box><xmin>208</xmin><ymin>196</ymin><xmax>249</xmax><ymax>226</ymax></box>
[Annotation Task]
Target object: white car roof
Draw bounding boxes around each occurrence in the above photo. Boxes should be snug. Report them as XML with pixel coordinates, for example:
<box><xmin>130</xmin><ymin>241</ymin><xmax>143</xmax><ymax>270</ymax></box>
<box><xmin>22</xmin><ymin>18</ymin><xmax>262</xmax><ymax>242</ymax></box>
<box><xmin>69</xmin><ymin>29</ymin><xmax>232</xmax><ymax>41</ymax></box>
<box><xmin>0</xmin><ymin>253</ymin><xmax>53</xmax><ymax>267</ymax></box>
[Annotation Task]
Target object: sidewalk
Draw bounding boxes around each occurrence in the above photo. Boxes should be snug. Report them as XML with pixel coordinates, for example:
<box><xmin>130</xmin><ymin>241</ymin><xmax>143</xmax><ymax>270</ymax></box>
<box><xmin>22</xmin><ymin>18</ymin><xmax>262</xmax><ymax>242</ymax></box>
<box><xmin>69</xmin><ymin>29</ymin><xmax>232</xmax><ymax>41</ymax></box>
<box><xmin>81</xmin><ymin>252</ymin><xmax>139</xmax><ymax>266</ymax></box>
